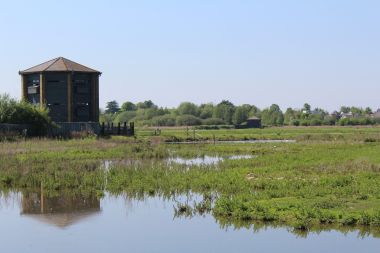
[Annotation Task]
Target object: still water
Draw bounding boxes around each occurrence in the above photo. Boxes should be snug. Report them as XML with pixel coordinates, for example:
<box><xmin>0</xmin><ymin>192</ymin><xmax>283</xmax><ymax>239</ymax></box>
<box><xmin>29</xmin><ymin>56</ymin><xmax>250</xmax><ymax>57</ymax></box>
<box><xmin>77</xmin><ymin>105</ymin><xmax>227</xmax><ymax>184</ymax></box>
<box><xmin>0</xmin><ymin>191</ymin><xmax>379</xmax><ymax>253</ymax></box>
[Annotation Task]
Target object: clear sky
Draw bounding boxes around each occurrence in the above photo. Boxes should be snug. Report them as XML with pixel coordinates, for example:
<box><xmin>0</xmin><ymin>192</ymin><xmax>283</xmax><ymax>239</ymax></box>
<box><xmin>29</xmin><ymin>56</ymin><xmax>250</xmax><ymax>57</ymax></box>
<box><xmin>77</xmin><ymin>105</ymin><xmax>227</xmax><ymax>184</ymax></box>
<box><xmin>1</xmin><ymin>0</ymin><xmax>379</xmax><ymax>111</ymax></box>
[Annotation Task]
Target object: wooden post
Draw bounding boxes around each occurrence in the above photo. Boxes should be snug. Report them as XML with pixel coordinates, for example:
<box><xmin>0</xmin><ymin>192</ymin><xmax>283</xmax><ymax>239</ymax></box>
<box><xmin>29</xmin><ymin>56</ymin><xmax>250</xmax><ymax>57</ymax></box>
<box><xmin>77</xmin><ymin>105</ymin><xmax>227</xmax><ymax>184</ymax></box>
<box><xmin>124</xmin><ymin>122</ymin><xmax>127</xmax><ymax>135</ymax></box>
<box><xmin>101</xmin><ymin>122</ymin><xmax>105</xmax><ymax>135</ymax></box>
<box><xmin>111</xmin><ymin>123</ymin><xmax>114</xmax><ymax>134</ymax></box>
<box><xmin>117</xmin><ymin>122</ymin><xmax>121</xmax><ymax>135</ymax></box>
<box><xmin>21</xmin><ymin>75</ymin><xmax>27</xmax><ymax>101</ymax></box>
<box><xmin>67</xmin><ymin>73</ymin><xmax>73</xmax><ymax>122</ymax></box>
<box><xmin>91</xmin><ymin>74</ymin><xmax>99</xmax><ymax>122</ymax></box>
<box><xmin>40</xmin><ymin>182</ymin><xmax>44</xmax><ymax>213</ymax></box>
<box><xmin>39</xmin><ymin>73</ymin><xmax>45</xmax><ymax>107</ymax></box>
<box><xmin>130</xmin><ymin>122</ymin><xmax>134</xmax><ymax>136</ymax></box>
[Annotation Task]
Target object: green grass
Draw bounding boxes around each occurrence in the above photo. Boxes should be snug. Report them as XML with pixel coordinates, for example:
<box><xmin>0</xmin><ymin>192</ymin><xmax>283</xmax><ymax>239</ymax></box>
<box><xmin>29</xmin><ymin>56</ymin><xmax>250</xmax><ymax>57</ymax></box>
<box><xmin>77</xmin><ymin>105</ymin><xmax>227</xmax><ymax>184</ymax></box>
<box><xmin>1</xmin><ymin>126</ymin><xmax>380</xmax><ymax>234</ymax></box>
<box><xmin>136</xmin><ymin>125</ymin><xmax>380</xmax><ymax>142</ymax></box>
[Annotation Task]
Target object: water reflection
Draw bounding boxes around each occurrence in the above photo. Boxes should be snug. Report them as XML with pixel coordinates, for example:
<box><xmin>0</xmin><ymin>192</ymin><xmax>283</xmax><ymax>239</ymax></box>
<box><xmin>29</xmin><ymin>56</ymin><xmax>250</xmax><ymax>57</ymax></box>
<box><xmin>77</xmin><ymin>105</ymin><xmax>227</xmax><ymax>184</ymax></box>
<box><xmin>102</xmin><ymin>154</ymin><xmax>256</xmax><ymax>170</ymax></box>
<box><xmin>20</xmin><ymin>188</ymin><xmax>101</xmax><ymax>228</ymax></box>
<box><xmin>0</xmin><ymin>190</ymin><xmax>380</xmax><ymax>253</ymax></box>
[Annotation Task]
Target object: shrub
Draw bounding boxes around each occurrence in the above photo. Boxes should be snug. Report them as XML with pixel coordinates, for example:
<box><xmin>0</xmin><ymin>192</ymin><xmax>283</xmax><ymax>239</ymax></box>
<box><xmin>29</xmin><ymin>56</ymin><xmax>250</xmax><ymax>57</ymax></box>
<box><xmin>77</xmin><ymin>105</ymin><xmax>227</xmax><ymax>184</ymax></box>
<box><xmin>151</xmin><ymin>115</ymin><xmax>176</xmax><ymax>126</ymax></box>
<box><xmin>114</xmin><ymin>111</ymin><xmax>136</xmax><ymax>123</ymax></box>
<box><xmin>202</xmin><ymin>118</ymin><xmax>226</xmax><ymax>125</ymax></box>
<box><xmin>176</xmin><ymin>115</ymin><xmax>202</xmax><ymax>126</ymax></box>
<box><xmin>0</xmin><ymin>94</ymin><xmax>52</xmax><ymax>136</ymax></box>
<box><xmin>310</xmin><ymin>119</ymin><xmax>322</xmax><ymax>126</ymax></box>
<box><xmin>291</xmin><ymin>119</ymin><xmax>300</xmax><ymax>126</ymax></box>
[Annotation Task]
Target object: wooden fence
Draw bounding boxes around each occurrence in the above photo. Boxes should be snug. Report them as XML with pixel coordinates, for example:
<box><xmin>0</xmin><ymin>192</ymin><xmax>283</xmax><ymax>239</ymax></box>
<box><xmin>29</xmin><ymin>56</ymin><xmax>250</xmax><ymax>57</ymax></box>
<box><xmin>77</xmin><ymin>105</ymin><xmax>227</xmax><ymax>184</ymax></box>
<box><xmin>0</xmin><ymin>123</ymin><xmax>29</xmax><ymax>137</ymax></box>
<box><xmin>100</xmin><ymin>122</ymin><xmax>134</xmax><ymax>136</ymax></box>
<box><xmin>0</xmin><ymin>122</ymin><xmax>135</xmax><ymax>138</ymax></box>
<box><xmin>49</xmin><ymin>122</ymin><xmax>101</xmax><ymax>137</ymax></box>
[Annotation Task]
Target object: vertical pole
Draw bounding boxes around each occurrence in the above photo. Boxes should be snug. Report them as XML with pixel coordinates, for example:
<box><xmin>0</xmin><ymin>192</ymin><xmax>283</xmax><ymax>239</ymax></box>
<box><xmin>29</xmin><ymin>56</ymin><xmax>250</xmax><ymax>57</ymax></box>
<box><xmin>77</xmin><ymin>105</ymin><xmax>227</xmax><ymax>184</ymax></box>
<box><xmin>39</xmin><ymin>73</ymin><xmax>45</xmax><ymax>107</ymax></box>
<box><xmin>40</xmin><ymin>182</ymin><xmax>44</xmax><ymax>213</ymax></box>
<box><xmin>91</xmin><ymin>74</ymin><xmax>99</xmax><ymax>122</ymax></box>
<box><xmin>21</xmin><ymin>75</ymin><xmax>27</xmax><ymax>101</ymax></box>
<box><xmin>124</xmin><ymin>122</ymin><xmax>127</xmax><ymax>135</ymax></box>
<box><xmin>130</xmin><ymin>122</ymin><xmax>134</xmax><ymax>136</ymax></box>
<box><xmin>67</xmin><ymin>73</ymin><xmax>73</xmax><ymax>122</ymax></box>
<box><xmin>117</xmin><ymin>122</ymin><xmax>121</xmax><ymax>135</ymax></box>
<box><xmin>111</xmin><ymin>122</ymin><xmax>114</xmax><ymax>134</ymax></box>
<box><xmin>101</xmin><ymin>122</ymin><xmax>105</xmax><ymax>135</ymax></box>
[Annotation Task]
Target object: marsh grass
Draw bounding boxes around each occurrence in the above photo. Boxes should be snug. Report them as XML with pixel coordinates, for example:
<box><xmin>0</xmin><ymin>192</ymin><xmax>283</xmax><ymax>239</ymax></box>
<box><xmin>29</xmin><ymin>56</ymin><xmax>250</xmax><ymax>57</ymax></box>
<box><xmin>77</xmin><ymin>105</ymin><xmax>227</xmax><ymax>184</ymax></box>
<box><xmin>1</xmin><ymin>127</ymin><xmax>380</xmax><ymax>232</ymax></box>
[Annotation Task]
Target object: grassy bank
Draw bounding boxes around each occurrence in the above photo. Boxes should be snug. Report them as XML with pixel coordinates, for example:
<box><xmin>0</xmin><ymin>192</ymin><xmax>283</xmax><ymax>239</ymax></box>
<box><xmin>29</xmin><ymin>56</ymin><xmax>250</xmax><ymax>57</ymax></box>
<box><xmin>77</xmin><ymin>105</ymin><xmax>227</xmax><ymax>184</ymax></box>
<box><xmin>137</xmin><ymin>125</ymin><xmax>380</xmax><ymax>142</ymax></box>
<box><xmin>1</xmin><ymin>126</ymin><xmax>380</xmax><ymax>233</ymax></box>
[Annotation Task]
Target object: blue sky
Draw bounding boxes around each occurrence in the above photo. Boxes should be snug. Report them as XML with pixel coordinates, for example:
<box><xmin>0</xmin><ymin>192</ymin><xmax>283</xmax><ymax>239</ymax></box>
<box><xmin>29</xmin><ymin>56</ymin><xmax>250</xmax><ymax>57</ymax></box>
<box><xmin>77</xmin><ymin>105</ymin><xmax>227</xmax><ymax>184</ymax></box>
<box><xmin>1</xmin><ymin>0</ymin><xmax>379</xmax><ymax>111</ymax></box>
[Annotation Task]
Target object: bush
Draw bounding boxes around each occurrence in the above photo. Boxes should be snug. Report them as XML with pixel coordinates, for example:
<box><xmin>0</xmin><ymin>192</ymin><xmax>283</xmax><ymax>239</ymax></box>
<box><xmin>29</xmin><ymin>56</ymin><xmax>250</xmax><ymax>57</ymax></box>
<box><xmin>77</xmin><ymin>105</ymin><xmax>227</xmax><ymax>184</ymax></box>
<box><xmin>291</xmin><ymin>119</ymin><xmax>300</xmax><ymax>126</ymax></box>
<box><xmin>114</xmin><ymin>111</ymin><xmax>136</xmax><ymax>123</ymax></box>
<box><xmin>202</xmin><ymin>118</ymin><xmax>226</xmax><ymax>125</ymax></box>
<box><xmin>151</xmin><ymin>115</ymin><xmax>176</xmax><ymax>126</ymax></box>
<box><xmin>176</xmin><ymin>115</ymin><xmax>202</xmax><ymax>126</ymax></box>
<box><xmin>0</xmin><ymin>94</ymin><xmax>52</xmax><ymax>136</ymax></box>
<box><xmin>310</xmin><ymin>119</ymin><xmax>322</xmax><ymax>126</ymax></box>
<box><xmin>338</xmin><ymin>117</ymin><xmax>374</xmax><ymax>126</ymax></box>
<box><xmin>323</xmin><ymin>118</ymin><xmax>336</xmax><ymax>126</ymax></box>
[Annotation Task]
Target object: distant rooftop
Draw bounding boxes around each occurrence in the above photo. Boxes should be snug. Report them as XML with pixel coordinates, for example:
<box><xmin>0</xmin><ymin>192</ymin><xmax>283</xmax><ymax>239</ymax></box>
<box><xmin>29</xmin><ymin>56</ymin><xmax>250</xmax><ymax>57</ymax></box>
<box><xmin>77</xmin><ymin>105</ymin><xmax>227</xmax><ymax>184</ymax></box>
<box><xmin>19</xmin><ymin>57</ymin><xmax>101</xmax><ymax>74</ymax></box>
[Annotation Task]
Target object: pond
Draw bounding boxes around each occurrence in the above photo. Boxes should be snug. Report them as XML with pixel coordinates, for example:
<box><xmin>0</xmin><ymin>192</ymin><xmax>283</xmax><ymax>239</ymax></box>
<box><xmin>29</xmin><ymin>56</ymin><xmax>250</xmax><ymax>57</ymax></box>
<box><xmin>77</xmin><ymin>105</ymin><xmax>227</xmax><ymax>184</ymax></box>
<box><xmin>102</xmin><ymin>154</ymin><xmax>256</xmax><ymax>170</ymax></box>
<box><xmin>0</xmin><ymin>191</ymin><xmax>379</xmax><ymax>253</ymax></box>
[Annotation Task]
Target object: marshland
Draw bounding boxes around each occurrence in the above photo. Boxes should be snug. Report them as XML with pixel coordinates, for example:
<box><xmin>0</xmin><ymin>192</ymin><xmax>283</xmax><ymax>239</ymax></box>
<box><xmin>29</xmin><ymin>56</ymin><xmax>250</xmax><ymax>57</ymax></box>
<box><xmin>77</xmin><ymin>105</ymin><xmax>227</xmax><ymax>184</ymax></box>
<box><xmin>1</xmin><ymin>126</ymin><xmax>380</xmax><ymax>252</ymax></box>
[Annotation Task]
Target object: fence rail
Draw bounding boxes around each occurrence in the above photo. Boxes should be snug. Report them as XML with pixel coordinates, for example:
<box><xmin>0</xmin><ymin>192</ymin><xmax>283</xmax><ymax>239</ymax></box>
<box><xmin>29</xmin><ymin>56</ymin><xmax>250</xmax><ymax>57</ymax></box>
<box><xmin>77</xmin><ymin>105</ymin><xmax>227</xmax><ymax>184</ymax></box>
<box><xmin>0</xmin><ymin>123</ymin><xmax>29</xmax><ymax>137</ymax></box>
<box><xmin>0</xmin><ymin>122</ymin><xmax>135</xmax><ymax>138</ymax></box>
<box><xmin>100</xmin><ymin>122</ymin><xmax>134</xmax><ymax>136</ymax></box>
<box><xmin>49</xmin><ymin>122</ymin><xmax>101</xmax><ymax>137</ymax></box>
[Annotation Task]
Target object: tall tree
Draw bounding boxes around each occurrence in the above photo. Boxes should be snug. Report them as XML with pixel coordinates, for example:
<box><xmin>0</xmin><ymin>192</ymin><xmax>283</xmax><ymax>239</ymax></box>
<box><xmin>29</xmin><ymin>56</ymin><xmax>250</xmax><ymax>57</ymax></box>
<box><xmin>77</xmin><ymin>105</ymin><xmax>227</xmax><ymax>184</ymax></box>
<box><xmin>137</xmin><ymin>100</ymin><xmax>156</xmax><ymax>109</ymax></box>
<box><xmin>199</xmin><ymin>103</ymin><xmax>214</xmax><ymax>119</ymax></box>
<box><xmin>105</xmin><ymin>100</ymin><xmax>120</xmax><ymax>114</ymax></box>
<box><xmin>232</xmin><ymin>106</ymin><xmax>249</xmax><ymax>125</ymax></box>
<box><xmin>177</xmin><ymin>102</ymin><xmax>199</xmax><ymax>116</ymax></box>
<box><xmin>121</xmin><ymin>101</ymin><xmax>137</xmax><ymax>111</ymax></box>
<box><xmin>261</xmin><ymin>104</ymin><xmax>284</xmax><ymax>126</ymax></box>
<box><xmin>214</xmin><ymin>100</ymin><xmax>235</xmax><ymax>124</ymax></box>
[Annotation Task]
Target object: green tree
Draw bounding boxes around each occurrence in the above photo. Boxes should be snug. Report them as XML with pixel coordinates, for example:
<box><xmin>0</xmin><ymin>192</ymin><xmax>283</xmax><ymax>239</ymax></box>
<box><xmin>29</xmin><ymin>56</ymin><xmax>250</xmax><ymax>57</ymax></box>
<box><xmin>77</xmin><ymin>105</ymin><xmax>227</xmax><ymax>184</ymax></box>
<box><xmin>284</xmin><ymin>108</ymin><xmax>296</xmax><ymax>125</ymax></box>
<box><xmin>199</xmin><ymin>103</ymin><xmax>214</xmax><ymax>119</ymax></box>
<box><xmin>365</xmin><ymin>107</ymin><xmax>373</xmax><ymax>115</ymax></box>
<box><xmin>213</xmin><ymin>100</ymin><xmax>235</xmax><ymax>124</ymax></box>
<box><xmin>121</xmin><ymin>101</ymin><xmax>137</xmax><ymax>111</ymax></box>
<box><xmin>340</xmin><ymin>106</ymin><xmax>350</xmax><ymax>113</ymax></box>
<box><xmin>151</xmin><ymin>114</ymin><xmax>176</xmax><ymax>126</ymax></box>
<box><xmin>0</xmin><ymin>94</ymin><xmax>52</xmax><ymax>135</ymax></box>
<box><xmin>177</xmin><ymin>102</ymin><xmax>199</xmax><ymax>116</ymax></box>
<box><xmin>176</xmin><ymin>115</ymin><xmax>202</xmax><ymax>126</ymax></box>
<box><xmin>114</xmin><ymin>111</ymin><xmax>136</xmax><ymax>123</ymax></box>
<box><xmin>105</xmin><ymin>100</ymin><xmax>120</xmax><ymax>114</ymax></box>
<box><xmin>136</xmin><ymin>100</ymin><xmax>156</xmax><ymax>109</ymax></box>
<box><xmin>232</xmin><ymin>106</ymin><xmax>249</xmax><ymax>125</ymax></box>
<box><xmin>261</xmin><ymin>104</ymin><xmax>284</xmax><ymax>126</ymax></box>
<box><xmin>303</xmin><ymin>103</ymin><xmax>311</xmax><ymax>113</ymax></box>
<box><xmin>350</xmin><ymin>107</ymin><xmax>364</xmax><ymax>116</ymax></box>
<box><xmin>249</xmin><ymin>105</ymin><xmax>261</xmax><ymax>117</ymax></box>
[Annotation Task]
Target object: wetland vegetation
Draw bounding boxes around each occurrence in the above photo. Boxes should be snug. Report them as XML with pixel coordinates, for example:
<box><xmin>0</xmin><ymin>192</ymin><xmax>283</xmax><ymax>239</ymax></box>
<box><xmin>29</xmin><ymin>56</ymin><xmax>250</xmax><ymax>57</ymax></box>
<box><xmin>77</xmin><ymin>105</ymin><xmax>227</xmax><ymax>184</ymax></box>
<box><xmin>1</xmin><ymin>126</ymin><xmax>380</xmax><ymax>236</ymax></box>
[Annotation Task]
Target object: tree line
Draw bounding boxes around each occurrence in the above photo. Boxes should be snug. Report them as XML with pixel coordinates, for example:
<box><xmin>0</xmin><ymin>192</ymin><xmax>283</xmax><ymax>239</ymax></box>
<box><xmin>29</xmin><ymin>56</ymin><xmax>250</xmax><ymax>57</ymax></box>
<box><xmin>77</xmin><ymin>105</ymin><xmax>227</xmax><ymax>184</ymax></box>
<box><xmin>101</xmin><ymin>100</ymin><xmax>380</xmax><ymax>127</ymax></box>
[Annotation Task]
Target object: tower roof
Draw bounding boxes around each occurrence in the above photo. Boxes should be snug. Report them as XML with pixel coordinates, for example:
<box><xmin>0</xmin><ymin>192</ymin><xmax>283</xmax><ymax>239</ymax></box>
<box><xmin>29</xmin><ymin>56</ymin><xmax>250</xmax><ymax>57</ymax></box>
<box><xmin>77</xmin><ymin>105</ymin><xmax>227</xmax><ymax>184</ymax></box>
<box><xmin>19</xmin><ymin>57</ymin><xmax>101</xmax><ymax>74</ymax></box>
